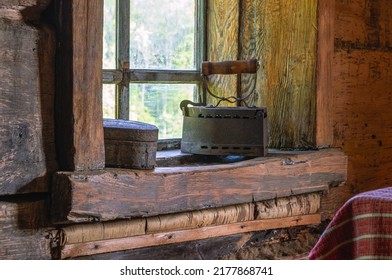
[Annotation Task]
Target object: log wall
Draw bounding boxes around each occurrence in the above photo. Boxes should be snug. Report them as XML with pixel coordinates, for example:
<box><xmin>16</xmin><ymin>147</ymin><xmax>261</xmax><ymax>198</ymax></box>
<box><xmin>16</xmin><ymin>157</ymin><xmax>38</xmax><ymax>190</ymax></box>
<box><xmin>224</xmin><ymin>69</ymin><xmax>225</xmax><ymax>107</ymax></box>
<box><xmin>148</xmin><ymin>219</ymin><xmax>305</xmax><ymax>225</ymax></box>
<box><xmin>321</xmin><ymin>0</ymin><xmax>392</xmax><ymax>217</ymax></box>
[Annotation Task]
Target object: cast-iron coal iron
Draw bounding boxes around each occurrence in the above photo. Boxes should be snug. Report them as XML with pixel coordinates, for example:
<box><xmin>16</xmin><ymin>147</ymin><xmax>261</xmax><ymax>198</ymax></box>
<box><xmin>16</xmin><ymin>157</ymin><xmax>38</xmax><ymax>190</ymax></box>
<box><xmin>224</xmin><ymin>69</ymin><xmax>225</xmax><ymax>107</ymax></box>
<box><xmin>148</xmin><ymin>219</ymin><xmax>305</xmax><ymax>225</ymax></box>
<box><xmin>181</xmin><ymin>59</ymin><xmax>268</xmax><ymax>157</ymax></box>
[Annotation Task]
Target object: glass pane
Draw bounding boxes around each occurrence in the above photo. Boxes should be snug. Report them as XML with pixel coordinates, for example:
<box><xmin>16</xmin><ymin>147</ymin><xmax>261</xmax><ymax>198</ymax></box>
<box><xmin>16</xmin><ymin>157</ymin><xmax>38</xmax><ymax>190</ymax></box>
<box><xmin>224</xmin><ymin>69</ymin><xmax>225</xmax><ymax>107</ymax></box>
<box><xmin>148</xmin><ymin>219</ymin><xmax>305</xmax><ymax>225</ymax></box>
<box><xmin>103</xmin><ymin>0</ymin><xmax>116</xmax><ymax>69</ymax></box>
<box><xmin>130</xmin><ymin>0</ymin><xmax>195</xmax><ymax>70</ymax></box>
<box><xmin>129</xmin><ymin>84</ymin><xmax>196</xmax><ymax>139</ymax></box>
<box><xmin>103</xmin><ymin>84</ymin><xmax>116</xmax><ymax>119</ymax></box>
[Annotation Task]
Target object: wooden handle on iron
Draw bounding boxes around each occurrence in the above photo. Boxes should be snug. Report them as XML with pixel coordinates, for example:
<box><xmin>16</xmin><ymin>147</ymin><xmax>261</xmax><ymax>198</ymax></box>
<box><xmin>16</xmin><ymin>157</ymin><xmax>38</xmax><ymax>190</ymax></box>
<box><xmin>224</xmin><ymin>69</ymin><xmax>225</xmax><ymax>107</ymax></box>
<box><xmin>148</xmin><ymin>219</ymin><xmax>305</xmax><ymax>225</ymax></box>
<box><xmin>201</xmin><ymin>59</ymin><xmax>258</xmax><ymax>75</ymax></box>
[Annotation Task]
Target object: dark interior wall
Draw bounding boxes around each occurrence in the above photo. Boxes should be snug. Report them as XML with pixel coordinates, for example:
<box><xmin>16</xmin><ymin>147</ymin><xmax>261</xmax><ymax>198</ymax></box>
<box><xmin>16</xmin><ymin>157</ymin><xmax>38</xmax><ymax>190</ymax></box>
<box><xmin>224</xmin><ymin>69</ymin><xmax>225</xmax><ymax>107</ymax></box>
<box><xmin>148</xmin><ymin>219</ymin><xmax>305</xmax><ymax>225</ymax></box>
<box><xmin>322</xmin><ymin>0</ymin><xmax>392</xmax><ymax>218</ymax></box>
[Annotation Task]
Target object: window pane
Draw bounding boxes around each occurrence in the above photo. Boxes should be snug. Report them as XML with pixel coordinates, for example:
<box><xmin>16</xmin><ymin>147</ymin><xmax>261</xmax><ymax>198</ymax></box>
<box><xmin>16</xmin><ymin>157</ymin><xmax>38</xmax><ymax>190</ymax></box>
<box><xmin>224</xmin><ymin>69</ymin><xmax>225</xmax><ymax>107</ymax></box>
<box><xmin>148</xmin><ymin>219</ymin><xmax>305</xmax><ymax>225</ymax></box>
<box><xmin>103</xmin><ymin>0</ymin><xmax>116</xmax><ymax>69</ymax></box>
<box><xmin>129</xmin><ymin>84</ymin><xmax>196</xmax><ymax>139</ymax></box>
<box><xmin>103</xmin><ymin>84</ymin><xmax>116</xmax><ymax>119</ymax></box>
<box><xmin>130</xmin><ymin>0</ymin><xmax>195</xmax><ymax>70</ymax></box>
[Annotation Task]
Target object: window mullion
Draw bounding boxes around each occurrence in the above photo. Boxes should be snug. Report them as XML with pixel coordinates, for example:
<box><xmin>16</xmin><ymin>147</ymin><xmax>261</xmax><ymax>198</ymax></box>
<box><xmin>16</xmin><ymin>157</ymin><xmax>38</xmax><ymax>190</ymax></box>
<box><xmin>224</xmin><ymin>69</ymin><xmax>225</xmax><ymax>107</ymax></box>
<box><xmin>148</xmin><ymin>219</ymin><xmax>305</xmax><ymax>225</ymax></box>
<box><xmin>196</xmin><ymin>0</ymin><xmax>206</xmax><ymax>103</ymax></box>
<box><xmin>127</xmin><ymin>69</ymin><xmax>201</xmax><ymax>83</ymax></box>
<box><xmin>116</xmin><ymin>0</ymin><xmax>130</xmax><ymax>120</ymax></box>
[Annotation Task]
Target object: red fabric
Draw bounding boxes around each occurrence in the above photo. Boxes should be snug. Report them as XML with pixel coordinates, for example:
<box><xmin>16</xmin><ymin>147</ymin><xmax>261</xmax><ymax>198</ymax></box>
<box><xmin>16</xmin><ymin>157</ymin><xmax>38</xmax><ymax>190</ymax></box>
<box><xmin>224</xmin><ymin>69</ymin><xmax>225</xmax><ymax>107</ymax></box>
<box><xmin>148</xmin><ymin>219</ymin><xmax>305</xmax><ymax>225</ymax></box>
<box><xmin>308</xmin><ymin>187</ymin><xmax>392</xmax><ymax>260</ymax></box>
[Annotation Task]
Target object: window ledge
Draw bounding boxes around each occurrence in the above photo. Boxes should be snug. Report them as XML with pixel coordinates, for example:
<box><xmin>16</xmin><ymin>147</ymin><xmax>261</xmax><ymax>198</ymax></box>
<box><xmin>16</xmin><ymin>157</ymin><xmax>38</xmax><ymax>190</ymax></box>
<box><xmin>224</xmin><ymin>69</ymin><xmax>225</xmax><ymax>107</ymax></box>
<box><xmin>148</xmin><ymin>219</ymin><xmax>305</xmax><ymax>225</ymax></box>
<box><xmin>51</xmin><ymin>148</ymin><xmax>347</xmax><ymax>224</ymax></box>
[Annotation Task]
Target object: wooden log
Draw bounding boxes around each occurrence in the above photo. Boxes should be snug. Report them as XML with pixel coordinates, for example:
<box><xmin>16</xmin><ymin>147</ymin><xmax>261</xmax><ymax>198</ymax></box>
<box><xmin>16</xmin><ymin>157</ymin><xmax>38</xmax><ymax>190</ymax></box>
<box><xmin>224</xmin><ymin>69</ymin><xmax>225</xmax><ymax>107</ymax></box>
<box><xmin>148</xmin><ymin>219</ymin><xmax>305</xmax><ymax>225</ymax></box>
<box><xmin>57</xmin><ymin>214</ymin><xmax>321</xmax><ymax>259</ymax></box>
<box><xmin>59</xmin><ymin>219</ymin><xmax>146</xmax><ymax>245</ymax></box>
<box><xmin>51</xmin><ymin>148</ymin><xmax>347</xmax><ymax>224</ymax></box>
<box><xmin>53</xmin><ymin>0</ymin><xmax>105</xmax><ymax>171</ymax></box>
<box><xmin>146</xmin><ymin>203</ymin><xmax>254</xmax><ymax>234</ymax></box>
<box><xmin>255</xmin><ymin>193</ymin><xmax>320</xmax><ymax>220</ymax></box>
<box><xmin>0</xmin><ymin>9</ymin><xmax>56</xmax><ymax>194</ymax></box>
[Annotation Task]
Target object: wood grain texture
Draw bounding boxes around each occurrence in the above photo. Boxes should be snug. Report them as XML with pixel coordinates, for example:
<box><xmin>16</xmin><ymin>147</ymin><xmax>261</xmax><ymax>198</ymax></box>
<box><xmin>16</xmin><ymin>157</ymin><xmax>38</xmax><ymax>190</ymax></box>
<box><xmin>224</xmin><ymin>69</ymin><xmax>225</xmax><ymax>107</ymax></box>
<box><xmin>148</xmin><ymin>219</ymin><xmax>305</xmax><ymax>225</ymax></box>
<box><xmin>57</xmin><ymin>214</ymin><xmax>320</xmax><ymax>259</ymax></box>
<box><xmin>0</xmin><ymin>13</ymin><xmax>56</xmax><ymax>194</ymax></box>
<box><xmin>75</xmin><ymin>233</ymin><xmax>247</xmax><ymax>260</ymax></box>
<box><xmin>51</xmin><ymin>149</ymin><xmax>347</xmax><ymax>224</ymax></box>
<box><xmin>54</xmin><ymin>0</ymin><xmax>105</xmax><ymax>171</ymax></box>
<box><xmin>316</xmin><ymin>0</ymin><xmax>334</xmax><ymax>147</ymax></box>
<box><xmin>255</xmin><ymin>193</ymin><xmax>320</xmax><ymax>219</ymax></box>
<box><xmin>255</xmin><ymin>0</ymin><xmax>318</xmax><ymax>148</ymax></box>
<box><xmin>332</xmin><ymin>0</ymin><xmax>392</xmax><ymax>198</ymax></box>
<box><xmin>334</xmin><ymin>0</ymin><xmax>392</xmax><ymax>50</ymax></box>
<box><xmin>207</xmin><ymin>0</ymin><xmax>319</xmax><ymax>147</ymax></box>
<box><xmin>206</xmin><ymin>0</ymin><xmax>239</xmax><ymax>106</ymax></box>
<box><xmin>0</xmin><ymin>198</ymin><xmax>51</xmax><ymax>259</ymax></box>
<box><xmin>239</xmin><ymin>0</ymin><xmax>263</xmax><ymax>105</ymax></box>
<box><xmin>146</xmin><ymin>203</ymin><xmax>254</xmax><ymax>234</ymax></box>
<box><xmin>333</xmin><ymin>50</ymin><xmax>392</xmax><ymax>194</ymax></box>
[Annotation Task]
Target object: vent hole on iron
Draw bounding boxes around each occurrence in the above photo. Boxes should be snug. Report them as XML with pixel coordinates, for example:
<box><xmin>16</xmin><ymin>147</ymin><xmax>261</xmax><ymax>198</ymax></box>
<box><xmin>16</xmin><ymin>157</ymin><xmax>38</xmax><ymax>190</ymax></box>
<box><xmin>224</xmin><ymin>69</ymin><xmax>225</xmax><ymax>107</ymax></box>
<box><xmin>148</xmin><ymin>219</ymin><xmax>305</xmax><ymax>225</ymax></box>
<box><xmin>206</xmin><ymin>114</ymin><xmax>213</xmax><ymax>118</ymax></box>
<box><xmin>243</xmin><ymin>147</ymin><xmax>252</xmax><ymax>150</ymax></box>
<box><xmin>201</xmin><ymin>146</ymin><xmax>208</xmax><ymax>149</ymax></box>
<box><xmin>233</xmin><ymin>147</ymin><xmax>240</xmax><ymax>150</ymax></box>
<box><xmin>198</xmin><ymin>114</ymin><xmax>205</xmax><ymax>118</ymax></box>
<box><xmin>215</xmin><ymin>115</ymin><xmax>222</xmax><ymax>118</ymax></box>
<box><xmin>224</xmin><ymin>115</ymin><xmax>231</xmax><ymax>118</ymax></box>
<box><xmin>211</xmin><ymin>146</ymin><xmax>219</xmax><ymax>150</ymax></box>
<box><xmin>222</xmin><ymin>147</ymin><xmax>229</xmax><ymax>150</ymax></box>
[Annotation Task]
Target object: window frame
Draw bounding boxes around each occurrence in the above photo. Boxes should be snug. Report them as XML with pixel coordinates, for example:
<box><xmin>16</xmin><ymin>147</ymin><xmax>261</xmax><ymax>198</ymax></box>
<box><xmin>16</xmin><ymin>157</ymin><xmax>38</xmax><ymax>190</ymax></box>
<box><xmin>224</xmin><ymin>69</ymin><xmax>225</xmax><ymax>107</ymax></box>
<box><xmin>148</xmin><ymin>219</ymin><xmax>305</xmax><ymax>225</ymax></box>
<box><xmin>102</xmin><ymin>0</ymin><xmax>206</xmax><ymax>129</ymax></box>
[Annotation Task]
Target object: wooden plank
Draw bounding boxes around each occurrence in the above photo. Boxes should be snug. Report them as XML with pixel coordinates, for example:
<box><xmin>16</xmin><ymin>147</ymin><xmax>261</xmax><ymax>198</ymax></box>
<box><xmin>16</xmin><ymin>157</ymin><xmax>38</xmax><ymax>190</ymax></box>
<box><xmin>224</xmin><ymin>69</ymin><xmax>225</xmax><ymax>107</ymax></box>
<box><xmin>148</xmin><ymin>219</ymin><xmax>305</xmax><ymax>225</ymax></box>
<box><xmin>239</xmin><ymin>0</ymin><xmax>262</xmax><ymax>105</ymax></box>
<box><xmin>206</xmin><ymin>0</ymin><xmax>239</xmax><ymax>106</ymax></box>
<box><xmin>316</xmin><ymin>0</ymin><xmax>334</xmax><ymax>147</ymax></box>
<box><xmin>0</xmin><ymin>9</ymin><xmax>56</xmax><ymax>194</ymax></box>
<box><xmin>51</xmin><ymin>148</ymin><xmax>347</xmax><ymax>224</ymax></box>
<box><xmin>256</xmin><ymin>0</ymin><xmax>318</xmax><ymax>148</ymax></box>
<box><xmin>53</xmin><ymin>0</ymin><xmax>105</xmax><ymax>171</ymax></box>
<box><xmin>75</xmin><ymin>233</ymin><xmax>246</xmax><ymax>260</ymax></box>
<box><xmin>58</xmin><ymin>214</ymin><xmax>321</xmax><ymax>259</ymax></box>
<box><xmin>0</xmin><ymin>198</ymin><xmax>52</xmax><ymax>260</ymax></box>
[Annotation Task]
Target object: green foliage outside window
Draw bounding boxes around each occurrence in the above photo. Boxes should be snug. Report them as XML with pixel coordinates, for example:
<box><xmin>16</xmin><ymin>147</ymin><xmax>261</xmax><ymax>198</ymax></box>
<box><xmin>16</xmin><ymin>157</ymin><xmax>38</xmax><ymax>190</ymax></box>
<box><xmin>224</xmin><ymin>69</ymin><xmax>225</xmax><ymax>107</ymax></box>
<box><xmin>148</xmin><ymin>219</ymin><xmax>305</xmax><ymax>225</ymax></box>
<box><xmin>103</xmin><ymin>0</ymin><xmax>197</xmax><ymax>139</ymax></box>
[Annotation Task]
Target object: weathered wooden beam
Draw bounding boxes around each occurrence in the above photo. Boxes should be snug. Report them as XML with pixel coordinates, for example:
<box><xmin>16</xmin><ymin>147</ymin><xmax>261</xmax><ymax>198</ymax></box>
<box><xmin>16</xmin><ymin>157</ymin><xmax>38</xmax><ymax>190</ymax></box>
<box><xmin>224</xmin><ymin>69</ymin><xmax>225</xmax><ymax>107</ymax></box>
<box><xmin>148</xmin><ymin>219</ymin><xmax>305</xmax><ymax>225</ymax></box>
<box><xmin>51</xmin><ymin>148</ymin><xmax>347</xmax><ymax>224</ymax></box>
<box><xmin>316</xmin><ymin>0</ymin><xmax>335</xmax><ymax>147</ymax></box>
<box><xmin>257</xmin><ymin>0</ymin><xmax>318</xmax><ymax>148</ymax></box>
<box><xmin>0</xmin><ymin>2</ymin><xmax>56</xmax><ymax>194</ymax></box>
<box><xmin>53</xmin><ymin>0</ymin><xmax>105</xmax><ymax>171</ymax></box>
<box><xmin>57</xmin><ymin>214</ymin><xmax>321</xmax><ymax>259</ymax></box>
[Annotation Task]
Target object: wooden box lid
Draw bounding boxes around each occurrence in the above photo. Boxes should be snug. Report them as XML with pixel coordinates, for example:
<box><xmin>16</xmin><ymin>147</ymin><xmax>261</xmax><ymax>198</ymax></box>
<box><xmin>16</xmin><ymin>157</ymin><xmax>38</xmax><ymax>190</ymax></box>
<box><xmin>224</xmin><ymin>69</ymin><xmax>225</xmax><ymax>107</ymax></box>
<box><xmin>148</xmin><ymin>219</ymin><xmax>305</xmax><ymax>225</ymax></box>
<box><xmin>103</xmin><ymin>119</ymin><xmax>158</xmax><ymax>142</ymax></box>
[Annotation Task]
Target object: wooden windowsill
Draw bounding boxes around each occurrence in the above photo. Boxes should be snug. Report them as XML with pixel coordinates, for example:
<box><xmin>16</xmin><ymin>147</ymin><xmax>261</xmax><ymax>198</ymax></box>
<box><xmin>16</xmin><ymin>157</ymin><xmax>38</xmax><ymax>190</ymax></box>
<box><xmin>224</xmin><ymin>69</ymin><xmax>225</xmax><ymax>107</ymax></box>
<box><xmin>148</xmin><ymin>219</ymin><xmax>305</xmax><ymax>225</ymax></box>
<box><xmin>51</xmin><ymin>148</ymin><xmax>347</xmax><ymax>224</ymax></box>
